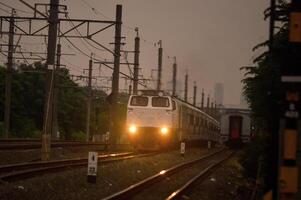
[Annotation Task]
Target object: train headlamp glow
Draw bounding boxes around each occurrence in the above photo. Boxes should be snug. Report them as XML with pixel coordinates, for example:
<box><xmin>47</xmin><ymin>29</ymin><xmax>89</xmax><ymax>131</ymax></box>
<box><xmin>129</xmin><ymin>125</ymin><xmax>137</xmax><ymax>134</ymax></box>
<box><xmin>160</xmin><ymin>127</ymin><xmax>168</xmax><ymax>135</ymax></box>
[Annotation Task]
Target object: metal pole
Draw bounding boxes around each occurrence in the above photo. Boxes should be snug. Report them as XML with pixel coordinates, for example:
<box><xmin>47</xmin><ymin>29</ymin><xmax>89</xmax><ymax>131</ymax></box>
<box><xmin>42</xmin><ymin>0</ymin><xmax>59</xmax><ymax>161</ymax></box>
<box><xmin>110</xmin><ymin>4</ymin><xmax>122</xmax><ymax>144</ymax></box>
<box><xmin>172</xmin><ymin>57</ymin><xmax>177</xmax><ymax>96</ymax></box>
<box><xmin>184</xmin><ymin>73</ymin><xmax>188</xmax><ymax>102</ymax></box>
<box><xmin>52</xmin><ymin>43</ymin><xmax>61</xmax><ymax>139</ymax></box>
<box><xmin>193</xmin><ymin>81</ymin><xmax>197</xmax><ymax>106</ymax></box>
<box><xmin>133</xmin><ymin>28</ymin><xmax>140</xmax><ymax>94</ymax></box>
<box><xmin>157</xmin><ymin>40</ymin><xmax>162</xmax><ymax>91</ymax></box>
<box><xmin>269</xmin><ymin>0</ymin><xmax>276</xmax><ymax>52</ymax></box>
<box><xmin>4</xmin><ymin>9</ymin><xmax>15</xmax><ymax>138</ymax></box>
<box><xmin>201</xmin><ymin>89</ymin><xmax>204</xmax><ymax>110</ymax></box>
<box><xmin>207</xmin><ymin>95</ymin><xmax>210</xmax><ymax>114</ymax></box>
<box><xmin>86</xmin><ymin>55</ymin><xmax>93</xmax><ymax>142</ymax></box>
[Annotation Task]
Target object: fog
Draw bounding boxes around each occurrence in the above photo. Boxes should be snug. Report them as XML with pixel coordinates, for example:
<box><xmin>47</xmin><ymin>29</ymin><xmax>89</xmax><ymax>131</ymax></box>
<box><xmin>1</xmin><ymin>0</ymin><xmax>269</xmax><ymax>105</ymax></box>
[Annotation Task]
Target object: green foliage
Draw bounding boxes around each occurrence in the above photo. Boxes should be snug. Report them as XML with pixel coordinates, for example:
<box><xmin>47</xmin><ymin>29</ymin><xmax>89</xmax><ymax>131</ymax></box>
<box><xmin>240</xmin><ymin>1</ymin><xmax>293</xmax><ymax>193</ymax></box>
<box><xmin>0</xmin><ymin>62</ymin><xmax>114</xmax><ymax>139</ymax></box>
<box><xmin>0</xmin><ymin>121</ymin><xmax>3</xmax><ymax>137</ymax></box>
<box><xmin>70</xmin><ymin>131</ymin><xmax>86</xmax><ymax>141</ymax></box>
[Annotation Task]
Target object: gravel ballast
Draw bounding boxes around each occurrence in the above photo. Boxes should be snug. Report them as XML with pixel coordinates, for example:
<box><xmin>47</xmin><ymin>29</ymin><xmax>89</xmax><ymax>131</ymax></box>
<box><xmin>0</xmin><ymin>147</ymin><xmax>217</xmax><ymax>200</ymax></box>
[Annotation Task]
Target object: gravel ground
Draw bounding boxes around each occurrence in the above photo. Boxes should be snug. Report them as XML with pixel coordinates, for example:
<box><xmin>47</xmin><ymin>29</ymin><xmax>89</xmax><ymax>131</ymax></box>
<box><xmin>0</xmin><ymin>147</ymin><xmax>217</xmax><ymax>200</ymax></box>
<box><xmin>131</xmin><ymin>150</ymin><xmax>232</xmax><ymax>200</ymax></box>
<box><xmin>0</xmin><ymin>145</ymin><xmax>132</xmax><ymax>165</ymax></box>
<box><xmin>186</xmin><ymin>153</ymin><xmax>251</xmax><ymax>200</ymax></box>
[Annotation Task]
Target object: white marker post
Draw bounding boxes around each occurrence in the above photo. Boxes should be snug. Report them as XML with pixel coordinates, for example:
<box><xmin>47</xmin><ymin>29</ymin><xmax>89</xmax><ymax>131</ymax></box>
<box><xmin>180</xmin><ymin>142</ymin><xmax>185</xmax><ymax>156</ymax></box>
<box><xmin>208</xmin><ymin>140</ymin><xmax>212</xmax><ymax>149</ymax></box>
<box><xmin>104</xmin><ymin>131</ymin><xmax>110</xmax><ymax>150</ymax></box>
<box><xmin>87</xmin><ymin>151</ymin><xmax>98</xmax><ymax>183</ymax></box>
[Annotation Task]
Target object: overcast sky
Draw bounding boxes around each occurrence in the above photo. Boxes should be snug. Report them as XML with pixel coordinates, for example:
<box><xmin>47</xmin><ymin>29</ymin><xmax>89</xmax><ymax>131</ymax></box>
<box><xmin>0</xmin><ymin>0</ymin><xmax>269</xmax><ymax>105</ymax></box>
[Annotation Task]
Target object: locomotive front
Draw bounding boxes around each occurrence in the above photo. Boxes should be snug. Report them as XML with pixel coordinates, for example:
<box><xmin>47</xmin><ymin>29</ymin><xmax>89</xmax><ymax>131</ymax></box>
<box><xmin>126</xmin><ymin>91</ymin><xmax>174</xmax><ymax>150</ymax></box>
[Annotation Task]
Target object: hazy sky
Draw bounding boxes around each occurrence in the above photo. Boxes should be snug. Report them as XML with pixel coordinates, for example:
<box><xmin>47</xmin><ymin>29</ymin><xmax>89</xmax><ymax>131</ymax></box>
<box><xmin>0</xmin><ymin>0</ymin><xmax>269</xmax><ymax>105</ymax></box>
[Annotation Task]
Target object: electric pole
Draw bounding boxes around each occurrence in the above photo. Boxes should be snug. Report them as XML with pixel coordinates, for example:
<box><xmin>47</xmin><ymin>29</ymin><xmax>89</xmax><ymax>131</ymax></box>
<box><xmin>4</xmin><ymin>9</ymin><xmax>15</xmax><ymax>139</ymax></box>
<box><xmin>276</xmin><ymin>1</ymin><xmax>301</xmax><ymax>199</ymax></box>
<box><xmin>110</xmin><ymin>4</ymin><xmax>122</xmax><ymax>144</ymax></box>
<box><xmin>172</xmin><ymin>57</ymin><xmax>177</xmax><ymax>96</ymax></box>
<box><xmin>206</xmin><ymin>95</ymin><xmax>210</xmax><ymax>114</ymax></box>
<box><xmin>184</xmin><ymin>72</ymin><xmax>188</xmax><ymax>102</ymax></box>
<box><xmin>42</xmin><ymin>0</ymin><xmax>59</xmax><ymax>161</ymax></box>
<box><xmin>193</xmin><ymin>81</ymin><xmax>197</xmax><ymax>106</ymax></box>
<box><xmin>269</xmin><ymin>0</ymin><xmax>276</xmax><ymax>51</ymax></box>
<box><xmin>133</xmin><ymin>27</ymin><xmax>140</xmax><ymax>94</ymax></box>
<box><xmin>86</xmin><ymin>54</ymin><xmax>93</xmax><ymax>142</ymax></box>
<box><xmin>157</xmin><ymin>40</ymin><xmax>162</xmax><ymax>91</ymax></box>
<box><xmin>201</xmin><ymin>89</ymin><xmax>204</xmax><ymax>110</ymax></box>
<box><xmin>52</xmin><ymin>43</ymin><xmax>61</xmax><ymax>139</ymax></box>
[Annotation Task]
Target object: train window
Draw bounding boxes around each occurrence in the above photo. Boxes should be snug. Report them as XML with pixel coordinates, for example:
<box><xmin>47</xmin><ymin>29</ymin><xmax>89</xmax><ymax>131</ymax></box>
<box><xmin>152</xmin><ymin>97</ymin><xmax>170</xmax><ymax>107</ymax></box>
<box><xmin>130</xmin><ymin>96</ymin><xmax>148</xmax><ymax>106</ymax></box>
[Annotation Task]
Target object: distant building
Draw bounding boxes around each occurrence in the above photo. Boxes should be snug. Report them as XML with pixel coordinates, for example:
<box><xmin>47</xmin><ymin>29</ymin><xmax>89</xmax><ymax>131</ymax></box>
<box><xmin>214</xmin><ymin>83</ymin><xmax>224</xmax><ymax>107</ymax></box>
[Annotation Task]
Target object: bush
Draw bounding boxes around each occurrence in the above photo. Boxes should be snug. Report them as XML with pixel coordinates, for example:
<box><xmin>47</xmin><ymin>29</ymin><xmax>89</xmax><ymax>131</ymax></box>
<box><xmin>239</xmin><ymin>133</ymin><xmax>267</xmax><ymax>179</ymax></box>
<box><xmin>0</xmin><ymin>121</ymin><xmax>3</xmax><ymax>137</ymax></box>
<box><xmin>70</xmin><ymin>131</ymin><xmax>86</xmax><ymax>141</ymax></box>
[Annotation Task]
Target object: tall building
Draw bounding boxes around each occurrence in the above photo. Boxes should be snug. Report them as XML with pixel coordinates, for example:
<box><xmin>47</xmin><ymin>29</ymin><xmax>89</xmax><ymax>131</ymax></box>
<box><xmin>214</xmin><ymin>83</ymin><xmax>224</xmax><ymax>106</ymax></box>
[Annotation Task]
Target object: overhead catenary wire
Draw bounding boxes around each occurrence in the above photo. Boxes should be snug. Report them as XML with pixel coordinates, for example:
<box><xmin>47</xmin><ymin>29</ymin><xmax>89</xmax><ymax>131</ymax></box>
<box><xmin>0</xmin><ymin>6</ymin><xmax>10</xmax><ymax>14</ymax></box>
<box><xmin>0</xmin><ymin>2</ymin><xmax>32</xmax><ymax>14</ymax></box>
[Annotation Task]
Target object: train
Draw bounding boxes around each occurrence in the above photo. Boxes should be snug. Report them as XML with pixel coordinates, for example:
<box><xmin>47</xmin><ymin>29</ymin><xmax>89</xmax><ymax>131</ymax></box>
<box><xmin>126</xmin><ymin>90</ymin><xmax>220</xmax><ymax>150</ymax></box>
<box><xmin>220</xmin><ymin>109</ymin><xmax>252</xmax><ymax>148</ymax></box>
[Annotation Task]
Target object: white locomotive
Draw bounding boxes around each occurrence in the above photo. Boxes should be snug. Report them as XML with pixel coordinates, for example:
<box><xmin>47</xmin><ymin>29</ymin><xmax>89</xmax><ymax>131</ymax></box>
<box><xmin>126</xmin><ymin>90</ymin><xmax>220</xmax><ymax>150</ymax></box>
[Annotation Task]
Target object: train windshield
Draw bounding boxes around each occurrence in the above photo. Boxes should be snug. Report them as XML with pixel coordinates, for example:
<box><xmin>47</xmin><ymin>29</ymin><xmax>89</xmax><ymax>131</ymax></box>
<box><xmin>152</xmin><ymin>97</ymin><xmax>170</xmax><ymax>107</ymax></box>
<box><xmin>130</xmin><ymin>96</ymin><xmax>148</xmax><ymax>106</ymax></box>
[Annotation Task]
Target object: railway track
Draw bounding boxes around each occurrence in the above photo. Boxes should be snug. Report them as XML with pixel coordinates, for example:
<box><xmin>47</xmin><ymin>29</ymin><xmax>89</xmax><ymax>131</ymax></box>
<box><xmin>101</xmin><ymin>148</ymin><xmax>232</xmax><ymax>200</ymax></box>
<box><xmin>0</xmin><ymin>152</ymin><xmax>157</xmax><ymax>182</ymax></box>
<box><xmin>0</xmin><ymin>139</ymin><xmax>129</xmax><ymax>150</ymax></box>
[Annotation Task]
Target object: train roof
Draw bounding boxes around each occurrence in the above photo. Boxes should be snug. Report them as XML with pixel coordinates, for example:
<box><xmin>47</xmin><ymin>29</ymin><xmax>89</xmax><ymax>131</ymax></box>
<box><xmin>172</xmin><ymin>96</ymin><xmax>219</xmax><ymax>124</ymax></box>
<box><xmin>132</xmin><ymin>90</ymin><xmax>219</xmax><ymax>125</ymax></box>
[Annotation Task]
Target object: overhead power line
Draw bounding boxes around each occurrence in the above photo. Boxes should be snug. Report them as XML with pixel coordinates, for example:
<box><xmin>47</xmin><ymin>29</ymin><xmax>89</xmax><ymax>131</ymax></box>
<box><xmin>0</xmin><ymin>2</ymin><xmax>32</xmax><ymax>14</ymax></box>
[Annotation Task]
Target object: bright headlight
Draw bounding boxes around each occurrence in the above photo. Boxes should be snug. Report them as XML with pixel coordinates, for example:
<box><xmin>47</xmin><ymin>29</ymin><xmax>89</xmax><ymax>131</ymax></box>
<box><xmin>129</xmin><ymin>125</ymin><xmax>137</xmax><ymax>134</ymax></box>
<box><xmin>160</xmin><ymin>127</ymin><xmax>168</xmax><ymax>135</ymax></box>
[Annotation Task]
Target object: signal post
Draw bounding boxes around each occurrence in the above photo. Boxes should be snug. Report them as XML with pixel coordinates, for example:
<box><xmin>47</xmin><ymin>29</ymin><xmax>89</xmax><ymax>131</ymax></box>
<box><xmin>278</xmin><ymin>0</ymin><xmax>301</xmax><ymax>199</ymax></box>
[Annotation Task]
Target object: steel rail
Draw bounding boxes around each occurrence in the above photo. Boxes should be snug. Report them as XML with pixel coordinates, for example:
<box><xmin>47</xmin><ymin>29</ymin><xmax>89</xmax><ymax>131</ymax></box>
<box><xmin>0</xmin><ymin>141</ymin><xmax>130</xmax><ymax>150</ymax></box>
<box><xmin>165</xmin><ymin>152</ymin><xmax>234</xmax><ymax>200</ymax></box>
<box><xmin>101</xmin><ymin>148</ymin><xmax>227</xmax><ymax>200</ymax></box>
<box><xmin>0</xmin><ymin>152</ymin><xmax>157</xmax><ymax>182</ymax></box>
<box><xmin>0</xmin><ymin>152</ymin><xmax>133</xmax><ymax>174</ymax></box>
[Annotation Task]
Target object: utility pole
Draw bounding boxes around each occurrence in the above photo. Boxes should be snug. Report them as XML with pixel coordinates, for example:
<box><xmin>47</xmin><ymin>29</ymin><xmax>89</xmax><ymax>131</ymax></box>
<box><xmin>214</xmin><ymin>101</ymin><xmax>217</xmax><ymax>119</ymax></box>
<box><xmin>184</xmin><ymin>72</ymin><xmax>188</xmax><ymax>102</ymax></box>
<box><xmin>201</xmin><ymin>89</ymin><xmax>204</xmax><ymax>110</ymax></box>
<box><xmin>129</xmin><ymin>84</ymin><xmax>132</xmax><ymax>95</ymax></box>
<box><xmin>193</xmin><ymin>81</ymin><xmax>197</xmax><ymax>106</ymax></box>
<box><xmin>269</xmin><ymin>0</ymin><xmax>276</xmax><ymax>51</ymax></box>
<box><xmin>276</xmin><ymin>1</ymin><xmax>301</xmax><ymax>199</ymax></box>
<box><xmin>206</xmin><ymin>95</ymin><xmax>210</xmax><ymax>114</ymax></box>
<box><xmin>172</xmin><ymin>57</ymin><xmax>177</xmax><ymax>96</ymax></box>
<box><xmin>42</xmin><ymin>0</ymin><xmax>59</xmax><ymax>161</ymax></box>
<box><xmin>52</xmin><ymin>43</ymin><xmax>61</xmax><ymax>139</ymax></box>
<box><xmin>86</xmin><ymin>54</ymin><xmax>93</xmax><ymax>142</ymax></box>
<box><xmin>110</xmin><ymin>5</ymin><xmax>122</xmax><ymax>144</ymax></box>
<box><xmin>133</xmin><ymin>27</ymin><xmax>140</xmax><ymax>94</ymax></box>
<box><xmin>157</xmin><ymin>40</ymin><xmax>162</xmax><ymax>91</ymax></box>
<box><xmin>4</xmin><ymin>9</ymin><xmax>15</xmax><ymax>139</ymax></box>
